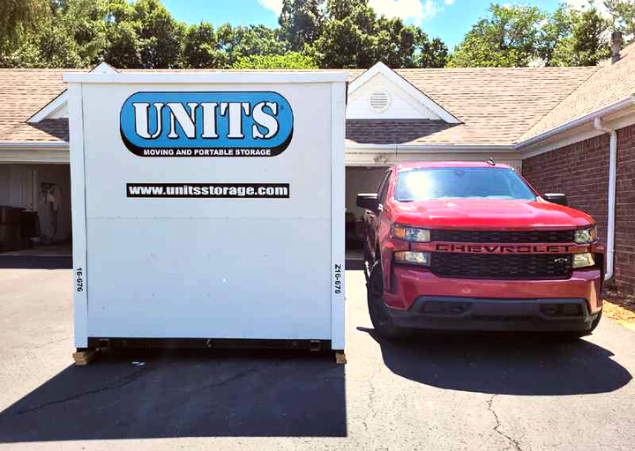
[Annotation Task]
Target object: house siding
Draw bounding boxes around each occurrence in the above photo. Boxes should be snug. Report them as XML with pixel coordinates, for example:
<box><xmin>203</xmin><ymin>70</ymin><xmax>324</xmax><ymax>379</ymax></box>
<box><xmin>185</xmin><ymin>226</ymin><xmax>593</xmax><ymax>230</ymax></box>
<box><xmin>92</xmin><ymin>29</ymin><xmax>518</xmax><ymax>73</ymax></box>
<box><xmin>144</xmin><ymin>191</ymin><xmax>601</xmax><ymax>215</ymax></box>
<box><xmin>523</xmin><ymin>123</ymin><xmax>635</xmax><ymax>297</ymax></box>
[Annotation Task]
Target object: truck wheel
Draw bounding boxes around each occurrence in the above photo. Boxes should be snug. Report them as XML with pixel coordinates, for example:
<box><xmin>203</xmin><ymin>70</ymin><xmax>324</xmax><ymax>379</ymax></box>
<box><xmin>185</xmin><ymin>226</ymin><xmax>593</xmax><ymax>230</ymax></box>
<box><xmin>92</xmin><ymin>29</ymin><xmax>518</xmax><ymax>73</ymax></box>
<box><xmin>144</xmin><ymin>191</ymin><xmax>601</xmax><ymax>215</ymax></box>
<box><xmin>367</xmin><ymin>262</ymin><xmax>403</xmax><ymax>340</ymax></box>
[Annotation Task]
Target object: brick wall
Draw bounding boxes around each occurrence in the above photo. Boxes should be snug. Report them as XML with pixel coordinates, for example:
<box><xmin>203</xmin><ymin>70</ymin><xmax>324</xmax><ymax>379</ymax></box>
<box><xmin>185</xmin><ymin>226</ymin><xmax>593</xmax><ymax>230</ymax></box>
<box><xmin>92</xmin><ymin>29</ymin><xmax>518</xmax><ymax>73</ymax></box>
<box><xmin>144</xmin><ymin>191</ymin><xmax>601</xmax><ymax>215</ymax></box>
<box><xmin>523</xmin><ymin>123</ymin><xmax>635</xmax><ymax>297</ymax></box>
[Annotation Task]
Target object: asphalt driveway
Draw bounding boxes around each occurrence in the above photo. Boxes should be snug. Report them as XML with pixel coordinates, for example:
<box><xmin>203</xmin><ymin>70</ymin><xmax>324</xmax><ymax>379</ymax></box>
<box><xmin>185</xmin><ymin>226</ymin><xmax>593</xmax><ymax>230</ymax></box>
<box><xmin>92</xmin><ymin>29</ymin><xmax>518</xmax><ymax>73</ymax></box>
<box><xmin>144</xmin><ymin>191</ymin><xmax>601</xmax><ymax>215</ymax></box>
<box><xmin>1</xmin><ymin>268</ymin><xmax>634</xmax><ymax>450</ymax></box>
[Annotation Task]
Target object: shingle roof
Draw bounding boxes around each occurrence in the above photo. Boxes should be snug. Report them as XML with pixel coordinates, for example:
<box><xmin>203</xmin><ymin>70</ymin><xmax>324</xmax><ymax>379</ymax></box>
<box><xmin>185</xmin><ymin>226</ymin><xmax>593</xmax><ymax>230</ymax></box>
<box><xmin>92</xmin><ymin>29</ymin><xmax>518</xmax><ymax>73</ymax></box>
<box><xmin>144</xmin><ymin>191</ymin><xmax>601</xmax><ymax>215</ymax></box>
<box><xmin>1</xmin><ymin>54</ymin><xmax>633</xmax><ymax>147</ymax></box>
<box><xmin>0</xmin><ymin>69</ymin><xmax>79</xmax><ymax>143</ymax></box>
<box><xmin>346</xmin><ymin>119</ymin><xmax>455</xmax><ymax>145</ymax></box>
<box><xmin>521</xmin><ymin>43</ymin><xmax>635</xmax><ymax>141</ymax></box>
<box><xmin>347</xmin><ymin>66</ymin><xmax>597</xmax><ymax>145</ymax></box>
<box><xmin>8</xmin><ymin>119</ymin><xmax>69</xmax><ymax>142</ymax></box>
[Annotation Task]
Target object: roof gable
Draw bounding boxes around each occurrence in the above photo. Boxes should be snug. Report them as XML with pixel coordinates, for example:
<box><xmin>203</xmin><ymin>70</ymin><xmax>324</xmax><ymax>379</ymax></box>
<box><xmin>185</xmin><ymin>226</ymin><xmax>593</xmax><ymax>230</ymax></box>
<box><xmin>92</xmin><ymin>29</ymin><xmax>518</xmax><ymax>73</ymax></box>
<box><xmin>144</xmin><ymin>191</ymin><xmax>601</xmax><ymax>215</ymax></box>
<box><xmin>347</xmin><ymin>62</ymin><xmax>460</xmax><ymax>123</ymax></box>
<box><xmin>27</xmin><ymin>63</ymin><xmax>118</xmax><ymax>124</ymax></box>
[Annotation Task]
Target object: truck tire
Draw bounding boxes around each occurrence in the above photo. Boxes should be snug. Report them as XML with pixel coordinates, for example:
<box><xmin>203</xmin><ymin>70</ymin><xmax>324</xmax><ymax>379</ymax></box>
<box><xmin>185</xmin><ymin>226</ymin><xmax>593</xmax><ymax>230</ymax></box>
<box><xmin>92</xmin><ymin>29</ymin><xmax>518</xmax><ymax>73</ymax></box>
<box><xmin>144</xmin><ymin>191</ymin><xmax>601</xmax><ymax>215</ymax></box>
<box><xmin>367</xmin><ymin>262</ymin><xmax>403</xmax><ymax>340</ymax></box>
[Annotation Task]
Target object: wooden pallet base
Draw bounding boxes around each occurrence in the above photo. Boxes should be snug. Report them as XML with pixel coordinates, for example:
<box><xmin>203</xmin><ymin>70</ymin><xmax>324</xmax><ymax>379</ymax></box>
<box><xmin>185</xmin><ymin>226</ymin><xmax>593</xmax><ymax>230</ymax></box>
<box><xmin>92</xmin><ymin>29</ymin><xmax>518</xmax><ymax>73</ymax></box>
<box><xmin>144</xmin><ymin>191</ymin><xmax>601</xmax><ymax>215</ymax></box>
<box><xmin>335</xmin><ymin>351</ymin><xmax>347</xmax><ymax>364</ymax></box>
<box><xmin>73</xmin><ymin>348</ymin><xmax>99</xmax><ymax>366</ymax></box>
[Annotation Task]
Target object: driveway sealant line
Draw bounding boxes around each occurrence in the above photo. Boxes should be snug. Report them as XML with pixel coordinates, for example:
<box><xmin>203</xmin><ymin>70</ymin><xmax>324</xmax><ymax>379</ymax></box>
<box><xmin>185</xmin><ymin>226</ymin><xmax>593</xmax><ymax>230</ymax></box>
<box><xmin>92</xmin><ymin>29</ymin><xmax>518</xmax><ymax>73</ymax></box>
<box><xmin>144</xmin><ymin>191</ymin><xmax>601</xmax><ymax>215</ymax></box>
<box><xmin>200</xmin><ymin>365</ymin><xmax>263</xmax><ymax>391</ymax></box>
<box><xmin>16</xmin><ymin>367</ymin><xmax>150</xmax><ymax>416</ymax></box>
<box><xmin>487</xmin><ymin>394</ymin><xmax>524</xmax><ymax>451</ymax></box>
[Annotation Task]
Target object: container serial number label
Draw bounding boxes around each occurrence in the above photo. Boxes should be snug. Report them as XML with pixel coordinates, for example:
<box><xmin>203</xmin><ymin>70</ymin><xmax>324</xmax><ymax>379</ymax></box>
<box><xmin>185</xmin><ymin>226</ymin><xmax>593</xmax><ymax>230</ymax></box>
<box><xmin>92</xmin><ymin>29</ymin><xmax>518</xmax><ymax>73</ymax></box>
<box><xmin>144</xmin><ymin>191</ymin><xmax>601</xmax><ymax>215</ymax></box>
<box><xmin>76</xmin><ymin>268</ymin><xmax>84</xmax><ymax>292</ymax></box>
<box><xmin>334</xmin><ymin>264</ymin><xmax>343</xmax><ymax>295</ymax></box>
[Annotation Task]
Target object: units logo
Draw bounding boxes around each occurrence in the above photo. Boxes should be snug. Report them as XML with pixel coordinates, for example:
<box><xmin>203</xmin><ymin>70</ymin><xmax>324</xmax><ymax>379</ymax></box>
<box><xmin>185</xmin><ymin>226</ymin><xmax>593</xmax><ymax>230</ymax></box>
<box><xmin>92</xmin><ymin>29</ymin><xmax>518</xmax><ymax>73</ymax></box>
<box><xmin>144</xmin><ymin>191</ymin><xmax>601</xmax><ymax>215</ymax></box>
<box><xmin>120</xmin><ymin>91</ymin><xmax>294</xmax><ymax>157</ymax></box>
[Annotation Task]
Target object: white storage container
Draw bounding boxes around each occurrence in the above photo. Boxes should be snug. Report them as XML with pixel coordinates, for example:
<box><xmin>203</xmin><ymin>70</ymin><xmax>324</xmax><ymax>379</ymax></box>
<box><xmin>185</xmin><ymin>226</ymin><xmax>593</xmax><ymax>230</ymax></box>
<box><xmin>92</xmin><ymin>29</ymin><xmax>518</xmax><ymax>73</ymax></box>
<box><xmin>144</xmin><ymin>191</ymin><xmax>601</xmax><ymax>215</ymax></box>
<box><xmin>64</xmin><ymin>70</ymin><xmax>347</xmax><ymax>352</ymax></box>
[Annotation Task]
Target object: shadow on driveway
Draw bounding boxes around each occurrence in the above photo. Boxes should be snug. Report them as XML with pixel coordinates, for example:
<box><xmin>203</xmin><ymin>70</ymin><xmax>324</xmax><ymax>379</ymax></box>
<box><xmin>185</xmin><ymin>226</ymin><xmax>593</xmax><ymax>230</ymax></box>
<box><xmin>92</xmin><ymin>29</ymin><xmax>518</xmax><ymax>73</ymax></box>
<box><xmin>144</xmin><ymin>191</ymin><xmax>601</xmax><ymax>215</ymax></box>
<box><xmin>0</xmin><ymin>349</ymin><xmax>346</xmax><ymax>443</ymax></box>
<box><xmin>360</xmin><ymin>327</ymin><xmax>632</xmax><ymax>395</ymax></box>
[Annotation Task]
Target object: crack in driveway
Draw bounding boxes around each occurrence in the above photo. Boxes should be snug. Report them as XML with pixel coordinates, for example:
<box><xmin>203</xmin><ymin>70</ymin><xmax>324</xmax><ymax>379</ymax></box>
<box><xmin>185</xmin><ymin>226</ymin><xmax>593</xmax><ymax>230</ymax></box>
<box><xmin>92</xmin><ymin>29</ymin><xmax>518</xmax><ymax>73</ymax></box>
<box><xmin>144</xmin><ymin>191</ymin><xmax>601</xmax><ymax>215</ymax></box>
<box><xmin>16</xmin><ymin>367</ymin><xmax>150</xmax><ymax>415</ymax></box>
<box><xmin>487</xmin><ymin>394</ymin><xmax>523</xmax><ymax>451</ymax></box>
<box><xmin>15</xmin><ymin>363</ymin><xmax>269</xmax><ymax>416</ymax></box>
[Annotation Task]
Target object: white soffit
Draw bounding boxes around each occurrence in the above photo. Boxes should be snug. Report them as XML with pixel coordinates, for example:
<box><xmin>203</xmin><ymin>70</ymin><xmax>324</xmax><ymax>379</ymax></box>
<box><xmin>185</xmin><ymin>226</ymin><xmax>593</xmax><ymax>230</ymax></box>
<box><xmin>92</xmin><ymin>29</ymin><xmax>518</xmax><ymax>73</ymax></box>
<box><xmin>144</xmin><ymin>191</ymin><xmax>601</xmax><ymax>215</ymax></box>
<box><xmin>347</xmin><ymin>62</ymin><xmax>460</xmax><ymax>123</ymax></box>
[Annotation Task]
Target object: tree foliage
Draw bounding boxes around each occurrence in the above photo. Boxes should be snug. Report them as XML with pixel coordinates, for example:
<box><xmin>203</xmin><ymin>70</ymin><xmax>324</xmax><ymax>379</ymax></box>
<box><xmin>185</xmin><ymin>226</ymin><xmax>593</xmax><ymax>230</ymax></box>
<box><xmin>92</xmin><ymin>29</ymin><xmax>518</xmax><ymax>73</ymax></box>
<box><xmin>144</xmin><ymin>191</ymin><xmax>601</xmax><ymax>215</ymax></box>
<box><xmin>312</xmin><ymin>0</ymin><xmax>448</xmax><ymax>68</ymax></box>
<box><xmin>232</xmin><ymin>52</ymin><xmax>317</xmax><ymax>69</ymax></box>
<box><xmin>449</xmin><ymin>2</ymin><xmax>632</xmax><ymax>68</ymax></box>
<box><xmin>0</xmin><ymin>0</ymin><xmax>49</xmax><ymax>44</ymax></box>
<box><xmin>551</xmin><ymin>6</ymin><xmax>611</xmax><ymax>67</ymax></box>
<box><xmin>279</xmin><ymin>0</ymin><xmax>324</xmax><ymax>51</ymax></box>
<box><xmin>449</xmin><ymin>4</ymin><xmax>546</xmax><ymax>67</ymax></box>
<box><xmin>605</xmin><ymin>0</ymin><xmax>635</xmax><ymax>43</ymax></box>
<box><xmin>2</xmin><ymin>0</ymin><xmax>632</xmax><ymax>70</ymax></box>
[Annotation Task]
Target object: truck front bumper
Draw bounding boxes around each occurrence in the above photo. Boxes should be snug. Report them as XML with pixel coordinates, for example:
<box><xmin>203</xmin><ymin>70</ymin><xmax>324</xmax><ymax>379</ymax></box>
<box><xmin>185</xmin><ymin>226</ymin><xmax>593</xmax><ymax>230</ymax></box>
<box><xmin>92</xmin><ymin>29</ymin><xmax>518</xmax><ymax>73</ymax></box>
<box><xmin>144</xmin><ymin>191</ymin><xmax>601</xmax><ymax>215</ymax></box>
<box><xmin>387</xmin><ymin>296</ymin><xmax>599</xmax><ymax>332</ymax></box>
<box><xmin>383</xmin><ymin>267</ymin><xmax>603</xmax><ymax>332</ymax></box>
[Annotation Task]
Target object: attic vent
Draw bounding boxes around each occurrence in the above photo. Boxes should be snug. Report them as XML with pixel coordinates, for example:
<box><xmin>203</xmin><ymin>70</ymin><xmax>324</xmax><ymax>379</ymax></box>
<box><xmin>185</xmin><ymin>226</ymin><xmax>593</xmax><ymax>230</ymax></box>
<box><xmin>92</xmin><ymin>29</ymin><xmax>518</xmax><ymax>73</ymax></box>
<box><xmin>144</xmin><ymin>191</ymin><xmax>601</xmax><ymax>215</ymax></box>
<box><xmin>369</xmin><ymin>91</ymin><xmax>391</xmax><ymax>113</ymax></box>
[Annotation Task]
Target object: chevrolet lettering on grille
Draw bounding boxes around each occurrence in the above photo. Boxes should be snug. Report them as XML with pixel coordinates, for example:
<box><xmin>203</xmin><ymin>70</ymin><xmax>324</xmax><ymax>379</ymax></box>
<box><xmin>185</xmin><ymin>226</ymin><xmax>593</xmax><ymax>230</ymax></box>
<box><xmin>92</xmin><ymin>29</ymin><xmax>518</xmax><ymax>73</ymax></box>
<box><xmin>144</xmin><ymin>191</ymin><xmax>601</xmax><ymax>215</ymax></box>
<box><xmin>434</xmin><ymin>243</ymin><xmax>574</xmax><ymax>254</ymax></box>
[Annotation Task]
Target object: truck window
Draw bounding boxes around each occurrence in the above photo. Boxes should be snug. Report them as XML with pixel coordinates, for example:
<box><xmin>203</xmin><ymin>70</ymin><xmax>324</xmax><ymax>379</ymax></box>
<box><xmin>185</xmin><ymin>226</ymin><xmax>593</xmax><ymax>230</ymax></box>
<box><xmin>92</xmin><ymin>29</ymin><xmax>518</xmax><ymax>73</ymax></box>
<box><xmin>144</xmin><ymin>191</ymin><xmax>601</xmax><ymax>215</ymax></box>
<box><xmin>394</xmin><ymin>167</ymin><xmax>537</xmax><ymax>201</ymax></box>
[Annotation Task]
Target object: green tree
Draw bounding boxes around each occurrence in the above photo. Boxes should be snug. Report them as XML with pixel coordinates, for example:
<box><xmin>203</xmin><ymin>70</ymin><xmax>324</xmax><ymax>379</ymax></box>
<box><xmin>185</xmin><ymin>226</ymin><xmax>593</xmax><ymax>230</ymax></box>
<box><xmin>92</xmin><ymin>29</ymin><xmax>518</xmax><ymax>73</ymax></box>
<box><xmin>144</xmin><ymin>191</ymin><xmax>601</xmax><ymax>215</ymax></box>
<box><xmin>449</xmin><ymin>4</ymin><xmax>546</xmax><ymax>67</ymax></box>
<box><xmin>132</xmin><ymin>0</ymin><xmax>185</xmax><ymax>68</ymax></box>
<box><xmin>605</xmin><ymin>0</ymin><xmax>635</xmax><ymax>44</ymax></box>
<box><xmin>551</xmin><ymin>6</ymin><xmax>611</xmax><ymax>66</ymax></box>
<box><xmin>313</xmin><ymin>0</ymin><xmax>447</xmax><ymax>68</ymax></box>
<box><xmin>58</xmin><ymin>0</ymin><xmax>109</xmax><ymax>65</ymax></box>
<box><xmin>105</xmin><ymin>20</ymin><xmax>143</xmax><ymax>68</ymax></box>
<box><xmin>182</xmin><ymin>22</ymin><xmax>228</xmax><ymax>68</ymax></box>
<box><xmin>2</xmin><ymin>0</ymin><xmax>103</xmax><ymax>68</ymax></box>
<box><xmin>217</xmin><ymin>24</ymin><xmax>288</xmax><ymax>64</ymax></box>
<box><xmin>279</xmin><ymin>0</ymin><xmax>324</xmax><ymax>51</ymax></box>
<box><xmin>415</xmin><ymin>35</ymin><xmax>448</xmax><ymax>68</ymax></box>
<box><xmin>232</xmin><ymin>52</ymin><xmax>317</xmax><ymax>69</ymax></box>
<box><xmin>0</xmin><ymin>0</ymin><xmax>450</xmax><ymax>70</ymax></box>
<box><xmin>539</xmin><ymin>4</ymin><xmax>578</xmax><ymax>66</ymax></box>
<box><xmin>313</xmin><ymin>15</ymin><xmax>376</xmax><ymax>67</ymax></box>
<box><xmin>0</xmin><ymin>0</ymin><xmax>49</xmax><ymax>44</ymax></box>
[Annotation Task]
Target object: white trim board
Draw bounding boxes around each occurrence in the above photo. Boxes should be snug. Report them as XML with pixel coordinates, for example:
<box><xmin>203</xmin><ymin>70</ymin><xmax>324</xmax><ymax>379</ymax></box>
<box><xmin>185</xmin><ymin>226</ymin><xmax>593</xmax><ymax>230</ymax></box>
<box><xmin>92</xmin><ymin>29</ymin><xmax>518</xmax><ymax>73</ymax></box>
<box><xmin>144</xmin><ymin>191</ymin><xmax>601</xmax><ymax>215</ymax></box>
<box><xmin>0</xmin><ymin>147</ymin><xmax>69</xmax><ymax>164</ymax></box>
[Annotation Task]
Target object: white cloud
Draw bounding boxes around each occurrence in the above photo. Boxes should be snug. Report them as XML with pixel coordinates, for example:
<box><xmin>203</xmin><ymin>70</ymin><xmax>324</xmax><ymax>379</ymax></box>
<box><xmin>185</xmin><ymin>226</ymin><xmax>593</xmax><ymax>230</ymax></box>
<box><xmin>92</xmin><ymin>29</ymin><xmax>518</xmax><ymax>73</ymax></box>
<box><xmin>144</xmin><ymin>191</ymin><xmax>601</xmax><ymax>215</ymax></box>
<box><xmin>567</xmin><ymin>0</ymin><xmax>610</xmax><ymax>17</ymax></box>
<box><xmin>445</xmin><ymin>0</ymin><xmax>455</xmax><ymax>5</ymax></box>
<box><xmin>258</xmin><ymin>0</ymin><xmax>444</xmax><ymax>25</ymax></box>
<box><xmin>370</xmin><ymin>0</ymin><xmax>442</xmax><ymax>24</ymax></box>
<box><xmin>257</xmin><ymin>0</ymin><xmax>283</xmax><ymax>15</ymax></box>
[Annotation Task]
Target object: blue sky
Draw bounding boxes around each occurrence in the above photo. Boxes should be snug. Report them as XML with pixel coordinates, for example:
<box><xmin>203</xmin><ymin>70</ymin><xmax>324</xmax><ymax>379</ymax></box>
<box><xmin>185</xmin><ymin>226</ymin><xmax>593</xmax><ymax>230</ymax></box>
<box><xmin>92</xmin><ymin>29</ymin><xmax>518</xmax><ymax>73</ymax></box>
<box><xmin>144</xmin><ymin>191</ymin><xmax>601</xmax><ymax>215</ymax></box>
<box><xmin>161</xmin><ymin>1</ymin><xmax>598</xmax><ymax>50</ymax></box>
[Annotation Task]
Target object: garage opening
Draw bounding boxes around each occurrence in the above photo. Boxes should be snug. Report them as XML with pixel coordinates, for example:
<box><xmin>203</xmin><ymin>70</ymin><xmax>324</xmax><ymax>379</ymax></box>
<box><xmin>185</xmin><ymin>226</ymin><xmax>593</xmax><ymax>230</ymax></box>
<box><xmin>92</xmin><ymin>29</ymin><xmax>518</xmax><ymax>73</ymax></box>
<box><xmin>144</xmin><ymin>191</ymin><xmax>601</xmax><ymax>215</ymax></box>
<box><xmin>345</xmin><ymin>166</ymin><xmax>387</xmax><ymax>267</ymax></box>
<box><xmin>0</xmin><ymin>164</ymin><xmax>72</xmax><ymax>259</ymax></box>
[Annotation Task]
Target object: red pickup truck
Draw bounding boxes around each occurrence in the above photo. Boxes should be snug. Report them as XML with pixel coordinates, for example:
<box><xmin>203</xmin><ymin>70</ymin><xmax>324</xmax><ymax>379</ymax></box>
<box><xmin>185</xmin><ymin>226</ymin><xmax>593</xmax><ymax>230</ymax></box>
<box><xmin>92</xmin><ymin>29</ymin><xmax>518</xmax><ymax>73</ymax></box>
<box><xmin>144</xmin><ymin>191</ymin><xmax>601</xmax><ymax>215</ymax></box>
<box><xmin>357</xmin><ymin>161</ymin><xmax>603</xmax><ymax>339</ymax></box>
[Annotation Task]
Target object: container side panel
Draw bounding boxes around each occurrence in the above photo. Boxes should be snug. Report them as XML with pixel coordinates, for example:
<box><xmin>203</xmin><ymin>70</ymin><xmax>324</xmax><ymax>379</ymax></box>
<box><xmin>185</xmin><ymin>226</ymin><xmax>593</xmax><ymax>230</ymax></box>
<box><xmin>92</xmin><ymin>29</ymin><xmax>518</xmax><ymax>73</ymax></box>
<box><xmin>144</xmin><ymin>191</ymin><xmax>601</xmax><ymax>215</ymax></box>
<box><xmin>79</xmin><ymin>82</ymin><xmax>337</xmax><ymax>341</ymax></box>
<box><xmin>86</xmin><ymin>218</ymin><xmax>330</xmax><ymax>339</ymax></box>
<box><xmin>67</xmin><ymin>83</ymin><xmax>89</xmax><ymax>348</ymax></box>
<box><xmin>330</xmin><ymin>83</ymin><xmax>347</xmax><ymax>350</ymax></box>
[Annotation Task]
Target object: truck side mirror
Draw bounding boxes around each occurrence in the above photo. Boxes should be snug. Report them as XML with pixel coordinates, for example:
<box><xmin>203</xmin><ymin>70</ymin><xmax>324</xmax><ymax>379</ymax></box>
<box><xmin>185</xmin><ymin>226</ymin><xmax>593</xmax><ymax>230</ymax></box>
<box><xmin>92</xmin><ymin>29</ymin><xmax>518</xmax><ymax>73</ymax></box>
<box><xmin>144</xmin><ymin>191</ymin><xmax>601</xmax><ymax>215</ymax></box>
<box><xmin>543</xmin><ymin>193</ymin><xmax>568</xmax><ymax>206</ymax></box>
<box><xmin>357</xmin><ymin>193</ymin><xmax>380</xmax><ymax>211</ymax></box>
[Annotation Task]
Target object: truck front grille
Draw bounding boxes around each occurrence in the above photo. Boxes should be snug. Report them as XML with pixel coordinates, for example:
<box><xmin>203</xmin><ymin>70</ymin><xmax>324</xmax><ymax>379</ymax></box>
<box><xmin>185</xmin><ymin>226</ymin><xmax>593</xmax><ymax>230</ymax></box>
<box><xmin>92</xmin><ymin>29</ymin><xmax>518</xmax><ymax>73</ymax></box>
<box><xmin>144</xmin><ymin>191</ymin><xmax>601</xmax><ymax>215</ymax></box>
<box><xmin>430</xmin><ymin>229</ymin><xmax>575</xmax><ymax>243</ymax></box>
<box><xmin>430</xmin><ymin>253</ymin><xmax>573</xmax><ymax>280</ymax></box>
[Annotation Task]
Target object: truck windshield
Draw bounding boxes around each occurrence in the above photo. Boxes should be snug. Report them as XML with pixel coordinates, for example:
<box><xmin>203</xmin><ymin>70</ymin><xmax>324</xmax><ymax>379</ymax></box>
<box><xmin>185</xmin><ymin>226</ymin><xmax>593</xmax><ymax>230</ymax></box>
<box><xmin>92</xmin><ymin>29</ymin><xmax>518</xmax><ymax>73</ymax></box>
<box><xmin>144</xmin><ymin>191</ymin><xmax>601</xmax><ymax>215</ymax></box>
<box><xmin>394</xmin><ymin>167</ymin><xmax>537</xmax><ymax>201</ymax></box>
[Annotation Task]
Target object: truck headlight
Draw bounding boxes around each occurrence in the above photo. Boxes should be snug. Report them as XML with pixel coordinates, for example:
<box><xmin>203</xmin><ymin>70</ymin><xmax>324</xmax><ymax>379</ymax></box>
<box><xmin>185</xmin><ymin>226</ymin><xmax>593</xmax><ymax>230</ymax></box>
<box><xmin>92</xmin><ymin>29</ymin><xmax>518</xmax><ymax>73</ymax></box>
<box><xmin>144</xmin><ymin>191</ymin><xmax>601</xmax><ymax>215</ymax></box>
<box><xmin>572</xmin><ymin>252</ymin><xmax>595</xmax><ymax>269</ymax></box>
<box><xmin>394</xmin><ymin>251</ymin><xmax>431</xmax><ymax>266</ymax></box>
<box><xmin>574</xmin><ymin>227</ymin><xmax>597</xmax><ymax>244</ymax></box>
<box><xmin>392</xmin><ymin>224</ymin><xmax>430</xmax><ymax>242</ymax></box>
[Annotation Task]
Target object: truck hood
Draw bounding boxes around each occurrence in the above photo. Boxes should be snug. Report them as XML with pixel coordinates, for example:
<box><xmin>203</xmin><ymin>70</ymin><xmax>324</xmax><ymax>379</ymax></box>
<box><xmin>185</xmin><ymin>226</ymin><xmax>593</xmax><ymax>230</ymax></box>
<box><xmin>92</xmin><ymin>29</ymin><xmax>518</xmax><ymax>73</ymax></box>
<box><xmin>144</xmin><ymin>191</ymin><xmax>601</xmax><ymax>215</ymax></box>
<box><xmin>391</xmin><ymin>198</ymin><xmax>594</xmax><ymax>230</ymax></box>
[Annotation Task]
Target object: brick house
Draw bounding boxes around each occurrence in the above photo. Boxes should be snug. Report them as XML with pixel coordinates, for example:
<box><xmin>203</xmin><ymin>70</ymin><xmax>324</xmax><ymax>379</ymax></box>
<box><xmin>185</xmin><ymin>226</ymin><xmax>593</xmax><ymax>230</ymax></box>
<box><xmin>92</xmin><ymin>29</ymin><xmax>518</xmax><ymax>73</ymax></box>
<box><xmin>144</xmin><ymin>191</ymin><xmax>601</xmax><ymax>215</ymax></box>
<box><xmin>1</xmin><ymin>45</ymin><xmax>634</xmax><ymax>296</ymax></box>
